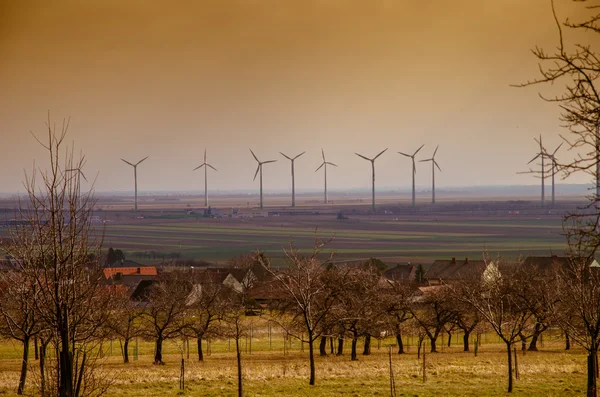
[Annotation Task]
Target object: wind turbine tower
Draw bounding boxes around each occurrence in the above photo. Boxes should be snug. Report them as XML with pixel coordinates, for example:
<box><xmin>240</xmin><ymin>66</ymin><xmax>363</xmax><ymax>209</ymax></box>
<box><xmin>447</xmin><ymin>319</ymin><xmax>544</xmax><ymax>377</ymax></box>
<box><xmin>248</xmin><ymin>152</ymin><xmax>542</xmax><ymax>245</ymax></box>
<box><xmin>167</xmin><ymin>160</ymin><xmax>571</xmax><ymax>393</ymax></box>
<box><xmin>419</xmin><ymin>146</ymin><xmax>442</xmax><ymax>204</ymax></box>
<box><xmin>527</xmin><ymin>135</ymin><xmax>547</xmax><ymax>207</ymax></box>
<box><xmin>398</xmin><ymin>144</ymin><xmax>424</xmax><ymax>207</ymax></box>
<box><xmin>315</xmin><ymin>149</ymin><xmax>338</xmax><ymax>204</ymax></box>
<box><xmin>193</xmin><ymin>149</ymin><xmax>218</xmax><ymax>207</ymax></box>
<box><xmin>547</xmin><ymin>143</ymin><xmax>562</xmax><ymax>206</ymax></box>
<box><xmin>250</xmin><ymin>149</ymin><xmax>277</xmax><ymax>209</ymax></box>
<box><xmin>121</xmin><ymin>156</ymin><xmax>148</xmax><ymax>212</ymax></box>
<box><xmin>355</xmin><ymin>148</ymin><xmax>388</xmax><ymax>211</ymax></box>
<box><xmin>280</xmin><ymin>151</ymin><xmax>305</xmax><ymax>207</ymax></box>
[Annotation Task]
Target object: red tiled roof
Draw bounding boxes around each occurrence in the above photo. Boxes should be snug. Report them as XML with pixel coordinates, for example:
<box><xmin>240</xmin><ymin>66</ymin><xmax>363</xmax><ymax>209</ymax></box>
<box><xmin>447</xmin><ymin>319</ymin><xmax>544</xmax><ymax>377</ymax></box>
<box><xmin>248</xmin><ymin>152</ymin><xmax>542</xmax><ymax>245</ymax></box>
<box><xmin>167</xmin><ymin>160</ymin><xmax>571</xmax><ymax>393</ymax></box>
<box><xmin>103</xmin><ymin>266</ymin><xmax>157</xmax><ymax>279</ymax></box>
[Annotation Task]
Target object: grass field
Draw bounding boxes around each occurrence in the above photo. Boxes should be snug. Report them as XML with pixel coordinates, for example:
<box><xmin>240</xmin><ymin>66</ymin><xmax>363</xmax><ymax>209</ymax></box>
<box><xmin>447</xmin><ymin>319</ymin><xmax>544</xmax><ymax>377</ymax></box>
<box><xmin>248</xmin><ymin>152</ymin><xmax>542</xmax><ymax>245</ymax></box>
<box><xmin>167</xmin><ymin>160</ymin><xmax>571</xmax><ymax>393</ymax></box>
<box><xmin>0</xmin><ymin>324</ymin><xmax>589</xmax><ymax>397</ymax></box>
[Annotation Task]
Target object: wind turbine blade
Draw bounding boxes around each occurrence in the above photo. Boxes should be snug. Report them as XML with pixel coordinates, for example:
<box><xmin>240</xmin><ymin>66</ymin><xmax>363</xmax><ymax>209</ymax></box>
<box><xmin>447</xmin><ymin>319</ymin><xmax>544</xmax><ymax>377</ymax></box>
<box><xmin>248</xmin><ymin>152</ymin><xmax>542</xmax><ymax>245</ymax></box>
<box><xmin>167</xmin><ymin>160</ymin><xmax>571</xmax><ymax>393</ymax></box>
<box><xmin>553</xmin><ymin>143</ymin><xmax>563</xmax><ymax>155</ymax></box>
<box><xmin>433</xmin><ymin>145</ymin><xmax>439</xmax><ymax>158</ymax></box>
<box><xmin>250</xmin><ymin>149</ymin><xmax>259</xmax><ymax>162</ymax></box>
<box><xmin>253</xmin><ymin>165</ymin><xmax>260</xmax><ymax>181</ymax></box>
<box><xmin>413</xmin><ymin>144</ymin><xmax>425</xmax><ymax>156</ymax></box>
<box><xmin>355</xmin><ymin>153</ymin><xmax>371</xmax><ymax>161</ymax></box>
<box><xmin>315</xmin><ymin>163</ymin><xmax>324</xmax><ymax>172</ymax></box>
<box><xmin>419</xmin><ymin>158</ymin><xmax>432</xmax><ymax>163</ymax></box>
<box><xmin>121</xmin><ymin>159</ymin><xmax>134</xmax><ymax>167</ymax></box>
<box><xmin>527</xmin><ymin>153</ymin><xmax>541</xmax><ymax>164</ymax></box>
<box><xmin>327</xmin><ymin>162</ymin><xmax>338</xmax><ymax>167</ymax></box>
<box><xmin>207</xmin><ymin>164</ymin><xmax>218</xmax><ymax>171</ymax></box>
<box><xmin>280</xmin><ymin>152</ymin><xmax>292</xmax><ymax>161</ymax></box>
<box><xmin>293</xmin><ymin>151</ymin><xmax>306</xmax><ymax>160</ymax></box>
<box><xmin>193</xmin><ymin>164</ymin><xmax>205</xmax><ymax>171</ymax></box>
<box><xmin>374</xmin><ymin>148</ymin><xmax>388</xmax><ymax>160</ymax></box>
<box><xmin>262</xmin><ymin>160</ymin><xmax>277</xmax><ymax>164</ymax></box>
<box><xmin>398</xmin><ymin>152</ymin><xmax>411</xmax><ymax>158</ymax></box>
<box><xmin>136</xmin><ymin>156</ymin><xmax>149</xmax><ymax>166</ymax></box>
<box><xmin>79</xmin><ymin>171</ymin><xmax>88</xmax><ymax>182</ymax></box>
<box><xmin>204</xmin><ymin>149</ymin><xmax>207</xmax><ymax>162</ymax></box>
<box><xmin>322</xmin><ymin>148</ymin><xmax>325</xmax><ymax>162</ymax></box>
<box><xmin>434</xmin><ymin>160</ymin><xmax>442</xmax><ymax>172</ymax></box>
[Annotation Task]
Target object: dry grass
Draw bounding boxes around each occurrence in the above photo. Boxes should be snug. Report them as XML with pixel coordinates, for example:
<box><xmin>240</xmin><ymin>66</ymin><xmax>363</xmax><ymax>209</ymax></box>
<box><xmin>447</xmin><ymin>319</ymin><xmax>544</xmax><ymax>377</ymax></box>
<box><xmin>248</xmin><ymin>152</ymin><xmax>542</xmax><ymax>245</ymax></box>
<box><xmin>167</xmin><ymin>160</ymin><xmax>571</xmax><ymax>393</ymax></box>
<box><xmin>0</xmin><ymin>330</ymin><xmax>590</xmax><ymax>397</ymax></box>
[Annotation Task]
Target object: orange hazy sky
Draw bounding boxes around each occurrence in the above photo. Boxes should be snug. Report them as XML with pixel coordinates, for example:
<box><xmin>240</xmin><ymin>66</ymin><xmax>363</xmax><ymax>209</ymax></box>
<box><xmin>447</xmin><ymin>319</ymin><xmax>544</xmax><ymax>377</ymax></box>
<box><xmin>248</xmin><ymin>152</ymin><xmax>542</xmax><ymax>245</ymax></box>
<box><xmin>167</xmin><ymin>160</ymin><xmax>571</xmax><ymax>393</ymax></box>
<box><xmin>0</xmin><ymin>0</ymin><xmax>594</xmax><ymax>194</ymax></box>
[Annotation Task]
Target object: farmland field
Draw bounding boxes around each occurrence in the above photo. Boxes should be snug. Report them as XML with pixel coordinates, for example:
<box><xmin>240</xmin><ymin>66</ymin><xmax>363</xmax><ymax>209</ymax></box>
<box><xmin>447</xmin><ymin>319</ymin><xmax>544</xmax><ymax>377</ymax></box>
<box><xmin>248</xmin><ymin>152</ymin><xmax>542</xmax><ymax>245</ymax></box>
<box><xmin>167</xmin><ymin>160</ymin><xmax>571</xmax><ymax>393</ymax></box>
<box><xmin>0</xmin><ymin>194</ymin><xmax>578</xmax><ymax>266</ymax></box>
<box><xmin>96</xmin><ymin>214</ymin><xmax>568</xmax><ymax>266</ymax></box>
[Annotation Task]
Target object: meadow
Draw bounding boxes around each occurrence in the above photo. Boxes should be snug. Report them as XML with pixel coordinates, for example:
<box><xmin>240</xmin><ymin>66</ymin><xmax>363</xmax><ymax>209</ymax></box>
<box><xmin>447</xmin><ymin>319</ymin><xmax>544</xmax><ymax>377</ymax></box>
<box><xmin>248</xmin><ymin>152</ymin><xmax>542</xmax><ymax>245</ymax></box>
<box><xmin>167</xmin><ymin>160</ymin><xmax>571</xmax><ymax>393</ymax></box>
<box><xmin>0</xmin><ymin>324</ymin><xmax>589</xmax><ymax>397</ymax></box>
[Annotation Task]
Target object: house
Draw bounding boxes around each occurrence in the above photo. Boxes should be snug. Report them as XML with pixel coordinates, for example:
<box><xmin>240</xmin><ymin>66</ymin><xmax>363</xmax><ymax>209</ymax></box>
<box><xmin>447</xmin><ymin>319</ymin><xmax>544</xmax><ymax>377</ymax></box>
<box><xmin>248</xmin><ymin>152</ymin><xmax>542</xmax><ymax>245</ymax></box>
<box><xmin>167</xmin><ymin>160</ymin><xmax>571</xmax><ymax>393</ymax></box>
<box><xmin>424</xmin><ymin>257</ymin><xmax>486</xmax><ymax>285</ymax></box>
<box><xmin>384</xmin><ymin>264</ymin><xmax>417</xmax><ymax>283</ymax></box>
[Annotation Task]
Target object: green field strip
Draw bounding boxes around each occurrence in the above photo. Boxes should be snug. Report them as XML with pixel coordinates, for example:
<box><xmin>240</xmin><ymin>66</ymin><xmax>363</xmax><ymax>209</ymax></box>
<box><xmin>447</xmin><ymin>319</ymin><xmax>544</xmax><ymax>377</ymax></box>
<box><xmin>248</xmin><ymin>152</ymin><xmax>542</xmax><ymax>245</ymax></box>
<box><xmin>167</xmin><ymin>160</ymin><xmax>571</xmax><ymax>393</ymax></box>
<box><xmin>105</xmin><ymin>224</ymin><xmax>504</xmax><ymax>241</ymax></box>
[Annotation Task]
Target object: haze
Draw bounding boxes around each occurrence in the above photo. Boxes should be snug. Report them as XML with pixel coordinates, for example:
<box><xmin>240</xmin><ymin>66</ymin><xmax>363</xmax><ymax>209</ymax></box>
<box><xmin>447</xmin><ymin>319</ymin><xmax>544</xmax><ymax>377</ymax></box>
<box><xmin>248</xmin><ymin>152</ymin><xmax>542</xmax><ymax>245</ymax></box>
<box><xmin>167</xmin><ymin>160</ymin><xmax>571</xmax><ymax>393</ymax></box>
<box><xmin>0</xmin><ymin>0</ymin><xmax>593</xmax><ymax>195</ymax></box>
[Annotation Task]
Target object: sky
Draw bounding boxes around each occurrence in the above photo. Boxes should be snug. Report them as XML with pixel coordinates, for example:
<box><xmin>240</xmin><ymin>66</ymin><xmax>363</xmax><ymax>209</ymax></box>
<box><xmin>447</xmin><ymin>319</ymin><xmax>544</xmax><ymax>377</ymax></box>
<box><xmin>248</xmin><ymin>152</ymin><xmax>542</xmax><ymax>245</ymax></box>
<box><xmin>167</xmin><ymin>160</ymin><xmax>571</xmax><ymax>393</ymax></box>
<box><xmin>0</xmin><ymin>0</ymin><xmax>596</xmax><ymax>195</ymax></box>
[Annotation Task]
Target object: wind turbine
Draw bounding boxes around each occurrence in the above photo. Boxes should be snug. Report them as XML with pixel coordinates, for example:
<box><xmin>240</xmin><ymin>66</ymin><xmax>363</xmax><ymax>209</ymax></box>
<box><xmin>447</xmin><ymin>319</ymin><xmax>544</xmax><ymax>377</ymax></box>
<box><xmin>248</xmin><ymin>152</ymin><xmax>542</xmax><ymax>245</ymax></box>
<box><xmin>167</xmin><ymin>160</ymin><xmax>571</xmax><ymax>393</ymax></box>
<box><xmin>280</xmin><ymin>151</ymin><xmax>305</xmax><ymax>207</ymax></box>
<box><xmin>419</xmin><ymin>146</ymin><xmax>442</xmax><ymax>204</ymax></box>
<box><xmin>193</xmin><ymin>149</ymin><xmax>218</xmax><ymax>207</ymax></box>
<box><xmin>65</xmin><ymin>166</ymin><xmax>88</xmax><ymax>206</ymax></box>
<box><xmin>546</xmin><ymin>142</ymin><xmax>563</xmax><ymax>207</ymax></box>
<box><xmin>315</xmin><ymin>149</ymin><xmax>338</xmax><ymax>204</ymax></box>
<box><xmin>250</xmin><ymin>149</ymin><xmax>277</xmax><ymax>209</ymax></box>
<box><xmin>355</xmin><ymin>148</ymin><xmax>388</xmax><ymax>211</ymax></box>
<box><xmin>398</xmin><ymin>144</ymin><xmax>425</xmax><ymax>207</ymax></box>
<box><xmin>527</xmin><ymin>135</ymin><xmax>546</xmax><ymax>207</ymax></box>
<box><xmin>121</xmin><ymin>156</ymin><xmax>148</xmax><ymax>212</ymax></box>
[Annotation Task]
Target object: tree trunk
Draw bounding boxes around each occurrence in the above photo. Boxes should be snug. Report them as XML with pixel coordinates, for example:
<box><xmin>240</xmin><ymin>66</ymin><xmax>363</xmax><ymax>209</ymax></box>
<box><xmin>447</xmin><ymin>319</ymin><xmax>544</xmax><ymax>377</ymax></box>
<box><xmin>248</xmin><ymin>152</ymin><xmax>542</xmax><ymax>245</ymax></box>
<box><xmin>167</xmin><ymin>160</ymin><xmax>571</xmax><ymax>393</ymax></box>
<box><xmin>59</xmin><ymin>306</ymin><xmax>74</xmax><ymax>397</ymax></box>
<box><xmin>447</xmin><ymin>331</ymin><xmax>452</xmax><ymax>347</ymax></box>
<box><xmin>519</xmin><ymin>332</ymin><xmax>527</xmax><ymax>351</ymax></box>
<box><xmin>308</xmin><ymin>335</ymin><xmax>315</xmax><ymax>386</ymax></box>
<box><xmin>123</xmin><ymin>339</ymin><xmax>130</xmax><ymax>363</ymax></box>
<box><xmin>528</xmin><ymin>323</ymin><xmax>544</xmax><ymax>351</ymax></box>
<box><xmin>154</xmin><ymin>336</ymin><xmax>164</xmax><ymax>365</ymax></box>
<box><xmin>197</xmin><ymin>336</ymin><xmax>204</xmax><ymax>361</ymax></box>
<box><xmin>351</xmin><ymin>332</ymin><xmax>358</xmax><ymax>361</ymax></box>
<box><xmin>429</xmin><ymin>336</ymin><xmax>437</xmax><ymax>353</ymax></box>
<box><xmin>337</xmin><ymin>337</ymin><xmax>344</xmax><ymax>356</ymax></box>
<box><xmin>236</xmin><ymin>337</ymin><xmax>242</xmax><ymax>397</ymax></box>
<box><xmin>506</xmin><ymin>342</ymin><xmax>513</xmax><ymax>393</ymax></box>
<box><xmin>329</xmin><ymin>337</ymin><xmax>334</xmax><ymax>354</ymax></box>
<box><xmin>319</xmin><ymin>336</ymin><xmax>327</xmax><ymax>356</ymax></box>
<box><xmin>396</xmin><ymin>330</ymin><xmax>404</xmax><ymax>354</ymax></box>
<box><xmin>17</xmin><ymin>336</ymin><xmax>30</xmax><ymax>395</ymax></box>
<box><xmin>588</xmin><ymin>349</ymin><xmax>598</xmax><ymax>397</ymax></box>
<box><xmin>34</xmin><ymin>336</ymin><xmax>39</xmax><ymax>361</ymax></box>
<box><xmin>40</xmin><ymin>341</ymin><xmax>46</xmax><ymax>397</ymax></box>
<box><xmin>565</xmin><ymin>331</ymin><xmax>571</xmax><ymax>351</ymax></box>
<box><xmin>362</xmin><ymin>334</ymin><xmax>371</xmax><ymax>356</ymax></box>
<box><xmin>463</xmin><ymin>332</ymin><xmax>470</xmax><ymax>352</ymax></box>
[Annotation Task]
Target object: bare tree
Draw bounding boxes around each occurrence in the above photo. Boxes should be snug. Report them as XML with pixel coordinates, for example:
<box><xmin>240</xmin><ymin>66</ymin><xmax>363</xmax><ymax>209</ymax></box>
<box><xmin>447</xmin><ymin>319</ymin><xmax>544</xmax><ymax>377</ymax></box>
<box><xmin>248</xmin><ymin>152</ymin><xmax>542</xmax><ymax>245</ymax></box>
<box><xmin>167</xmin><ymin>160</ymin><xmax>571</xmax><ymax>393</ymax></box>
<box><xmin>0</xmin><ymin>270</ymin><xmax>44</xmax><ymax>394</ymax></box>
<box><xmin>462</xmin><ymin>262</ymin><xmax>533</xmax><ymax>393</ymax></box>
<box><xmin>333</xmin><ymin>265</ymin><xmax>386</xmax><ymax>360</ymax></box>
<box><xmin>410</xmin><ymin>286</ymin><xmax>455</xmax><ymax>353</ymax></box>
<box><xmin>185</xmin><ymin>271</ymin><xmax>228</xmax><ymax>361</ymax></box>
<box><xmin>140</xmin><ymin>273</ymin><xmax>190</xmax><ymax>365</ymax></box>
<box><xmin>268</xmin><ymin>238</ymin><xmax>341</xmax><ymax>386</ymax></box>
<box><xmin>106</xmin><ymin>288</ymin><xmax>143</xmax><ymax>364</ymax></box>
<box><xmin>518</xmin><ymin>0</ymin><xmax>600</xmax><ymax>194</ymax></box>
<box><xmin>382</xmin><ymin>281</ymin><xmax>415</xmax><ymax>354</ymax></box>
<box><xmin>3</xmin><ymin>118</ymin><xmax>111</xmax><ymax>397</ymax></box>
<box><xmin>220</xmin><ymin>289</ymin><xmax>248</xmax><ymax>397</ymax></box>
<box><xmin>552</xmin><ymin>213</ymin><xmax>600</xmax><ymax>397</ymax></box>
